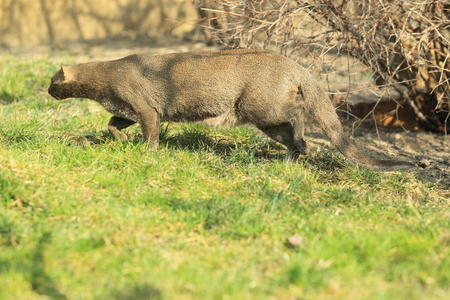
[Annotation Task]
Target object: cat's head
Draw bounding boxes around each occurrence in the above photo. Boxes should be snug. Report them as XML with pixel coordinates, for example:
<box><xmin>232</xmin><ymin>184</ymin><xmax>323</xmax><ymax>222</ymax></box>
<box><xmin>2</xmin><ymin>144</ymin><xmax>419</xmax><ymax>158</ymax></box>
<box><xmin>48</xmin><ymin>66</ymin><xmax>77</xmax><ymax>100</ymax></box>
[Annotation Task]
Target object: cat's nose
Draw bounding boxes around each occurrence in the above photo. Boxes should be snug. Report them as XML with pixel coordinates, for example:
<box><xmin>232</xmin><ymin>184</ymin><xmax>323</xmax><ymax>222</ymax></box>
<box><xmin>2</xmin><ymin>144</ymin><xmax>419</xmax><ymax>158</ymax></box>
<box><xmin>48</xmin><ymin>85</ymin><xmax>55</xmax><ymax>96</ymax></box>
<box><xmin>48</xmin><ymin>85</ymin><xmax>61</xmax><ymax>99</ymax></box>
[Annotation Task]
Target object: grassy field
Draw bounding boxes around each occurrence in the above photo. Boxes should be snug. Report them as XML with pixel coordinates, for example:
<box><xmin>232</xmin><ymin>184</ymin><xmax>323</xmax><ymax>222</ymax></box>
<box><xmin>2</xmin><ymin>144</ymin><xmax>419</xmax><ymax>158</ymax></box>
<box><xmin>0</xmin><ymin>56</ymin><xmax>449</xmax><ymax>300</ymax></box>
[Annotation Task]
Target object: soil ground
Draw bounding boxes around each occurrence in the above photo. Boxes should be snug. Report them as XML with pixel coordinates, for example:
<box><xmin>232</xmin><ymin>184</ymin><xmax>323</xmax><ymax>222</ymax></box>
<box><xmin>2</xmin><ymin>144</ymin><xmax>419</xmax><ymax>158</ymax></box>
<box><xmin>4</xmin><ymin>37</ymin><xmax>448</xmax><ymax>188</ymax></box>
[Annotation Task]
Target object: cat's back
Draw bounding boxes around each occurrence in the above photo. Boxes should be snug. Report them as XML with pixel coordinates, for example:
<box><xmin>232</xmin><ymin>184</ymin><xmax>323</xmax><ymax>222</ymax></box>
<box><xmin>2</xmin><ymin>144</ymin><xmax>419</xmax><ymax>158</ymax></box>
<box><xmin>117</xmin><ymin>49</ymin><xmax>299</xmax><ymax>80</ymax></box>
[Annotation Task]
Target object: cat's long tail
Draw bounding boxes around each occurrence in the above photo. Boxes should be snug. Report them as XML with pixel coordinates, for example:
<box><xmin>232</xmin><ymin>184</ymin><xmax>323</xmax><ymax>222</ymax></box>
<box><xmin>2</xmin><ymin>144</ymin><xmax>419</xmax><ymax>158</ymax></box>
<box><xmin>298</xmin><ymin>72</ymin><xmax>413</xmax><ymax>171</ymax></box>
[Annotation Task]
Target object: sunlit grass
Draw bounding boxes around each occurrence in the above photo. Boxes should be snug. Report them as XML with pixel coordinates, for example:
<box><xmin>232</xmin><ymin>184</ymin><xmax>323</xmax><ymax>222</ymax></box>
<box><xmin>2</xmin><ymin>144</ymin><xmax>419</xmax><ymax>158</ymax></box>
<box><xmin>0</xmin><ymin>56</ymin><xmax>449</xmax><ymax>299</ymax></box>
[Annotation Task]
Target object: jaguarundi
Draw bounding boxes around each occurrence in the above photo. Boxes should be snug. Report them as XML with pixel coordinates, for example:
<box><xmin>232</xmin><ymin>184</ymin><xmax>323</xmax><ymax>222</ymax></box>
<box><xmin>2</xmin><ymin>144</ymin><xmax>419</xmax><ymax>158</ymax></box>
<box><xmin>48</xmin><ymin>49</ymin><xmax>412</xmax><ymax>170</ymax></box>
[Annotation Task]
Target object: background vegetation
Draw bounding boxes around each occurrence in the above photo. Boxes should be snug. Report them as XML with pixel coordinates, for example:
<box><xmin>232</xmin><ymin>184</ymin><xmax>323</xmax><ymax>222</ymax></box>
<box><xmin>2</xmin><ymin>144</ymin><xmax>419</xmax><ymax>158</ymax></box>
<box><xmin>0</xmin><ymin>0</ymin><xmax>197</xmax><ymax>48</ymax></box>
<box><xmin>199</xmin><ymin>0</ymin><xmax>450</xmax><ymax>133</ymax></box>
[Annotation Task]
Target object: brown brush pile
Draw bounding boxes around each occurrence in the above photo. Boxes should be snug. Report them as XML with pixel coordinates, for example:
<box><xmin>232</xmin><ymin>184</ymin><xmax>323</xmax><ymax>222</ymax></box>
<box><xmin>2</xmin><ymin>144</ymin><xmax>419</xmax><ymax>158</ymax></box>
<box><xmin>197</xmin><ymin>0</ymin><xmax>450</xmax><ymax>134</ymax></box>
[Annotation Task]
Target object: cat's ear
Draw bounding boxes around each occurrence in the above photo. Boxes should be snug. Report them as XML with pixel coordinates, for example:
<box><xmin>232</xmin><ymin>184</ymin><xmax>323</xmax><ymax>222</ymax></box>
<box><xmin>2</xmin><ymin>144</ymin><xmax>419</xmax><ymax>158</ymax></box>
<box><xmin>57</xmin><ymin>65</ymin><xmax>66</xmax><ymax>81</ymax></box>
<box><xmin>61</xmin><ymin>65</ymin><xmax>74</xmax><ymax>82</ymax></box>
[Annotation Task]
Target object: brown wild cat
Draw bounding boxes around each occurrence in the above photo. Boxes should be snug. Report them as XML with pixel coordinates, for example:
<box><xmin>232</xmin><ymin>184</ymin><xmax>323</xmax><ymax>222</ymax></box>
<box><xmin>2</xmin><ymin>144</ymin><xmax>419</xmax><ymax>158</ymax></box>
<box><xmin>48</xmin><ymin>49</ymin><xmax>413</xmax><ymax>170</ymax></box>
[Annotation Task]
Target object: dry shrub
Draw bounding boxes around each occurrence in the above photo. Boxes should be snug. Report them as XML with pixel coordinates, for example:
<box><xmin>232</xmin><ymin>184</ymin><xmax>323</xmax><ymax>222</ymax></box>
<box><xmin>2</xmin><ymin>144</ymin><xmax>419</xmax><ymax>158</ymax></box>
<box><xmin>198</xmin><ymin>0</ymin><xmax>450</xmax><ymax>134</ymax></box>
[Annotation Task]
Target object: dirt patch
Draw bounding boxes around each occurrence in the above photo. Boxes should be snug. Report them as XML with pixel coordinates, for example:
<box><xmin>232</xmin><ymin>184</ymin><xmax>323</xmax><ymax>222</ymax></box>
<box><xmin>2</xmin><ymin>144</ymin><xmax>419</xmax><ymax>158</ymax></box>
<box><xmin>363</xmin><ymin>128</ymin><xmax>448</xmax><ymax>188</ymax></box>
<box><xmin>306</xmin><ymin>121</ymin><xmax>449</xmax><ymax>188</ymax></box>
<box><xmin>308</xmin><ymin>52</ymin><xmax>449</xmax><ymax>187</ymax></box>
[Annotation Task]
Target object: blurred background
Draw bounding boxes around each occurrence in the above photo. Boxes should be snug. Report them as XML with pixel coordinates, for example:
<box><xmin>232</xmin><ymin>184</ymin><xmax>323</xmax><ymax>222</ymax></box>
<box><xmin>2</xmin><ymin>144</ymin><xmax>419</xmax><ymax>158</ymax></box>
<box><xmin>0</xmin><ymin>0</ymin><xmax>199</xmax><ymax>49</ymax></box>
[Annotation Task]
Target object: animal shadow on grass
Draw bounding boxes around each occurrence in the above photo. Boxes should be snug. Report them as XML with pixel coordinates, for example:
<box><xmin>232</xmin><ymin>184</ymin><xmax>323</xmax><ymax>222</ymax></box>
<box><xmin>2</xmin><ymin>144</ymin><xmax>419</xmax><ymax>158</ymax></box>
<box><xmin>71</xmin><ymin>130</ymin><xmax>139</xmax><ymax>147</ymax></box>
<box><xmin>74</xmin><ymin>125</ymin><xmax>285</xmax><ymax>161</ymax></box>
<box><xmin>111</xmin><ymin>283</ymin><xmax>162</xmax><ymax>300</ymax></box>
<box><xmin>29</xmin><ymin>232</ymin><xmax>67</xmax><ymax>300</ymax></box>
<box><xmin>160</xmin><ymin>127</ymin><xmax>354</xmax><ymax>171</ymax></box>
<box><xmin>75</xmin><ymin>126</ymin><xmax>347</xmax><ymax>169</ymax></box>
<box><xmin>0</xmin><ymin>91</ymin><xmax>20</xmax><ymax>104</ymax></box>
<box><xmin>161</xmin><ymin>129</ymin><xmax>286</xmax><ymax>162</ymax></box>
<box><xmin>76</xmin><ymin>131</ymin><xmax>115</xmax><ymax>145</ymax></box>
<box><xmin>301</xmin><ymin>149</ymin><xmax>349</xmax><ymax>172</ymax></box>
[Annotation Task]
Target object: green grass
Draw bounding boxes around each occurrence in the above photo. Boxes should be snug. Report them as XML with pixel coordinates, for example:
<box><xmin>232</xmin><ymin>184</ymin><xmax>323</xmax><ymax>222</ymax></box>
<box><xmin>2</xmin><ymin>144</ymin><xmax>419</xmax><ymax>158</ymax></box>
<box><xmin>0</xmin><ymin>56</ymin><xmax>449</xmax><ymax>300</ymax></box>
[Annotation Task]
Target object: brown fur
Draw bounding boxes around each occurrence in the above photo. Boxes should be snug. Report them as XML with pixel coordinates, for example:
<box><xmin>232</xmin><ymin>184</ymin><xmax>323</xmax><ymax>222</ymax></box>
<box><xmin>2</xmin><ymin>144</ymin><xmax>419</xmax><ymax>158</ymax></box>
<box><xmin>48</xmin><ymin>49</ymin><xmax>413</xmax><ymax>170</ymax></box>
